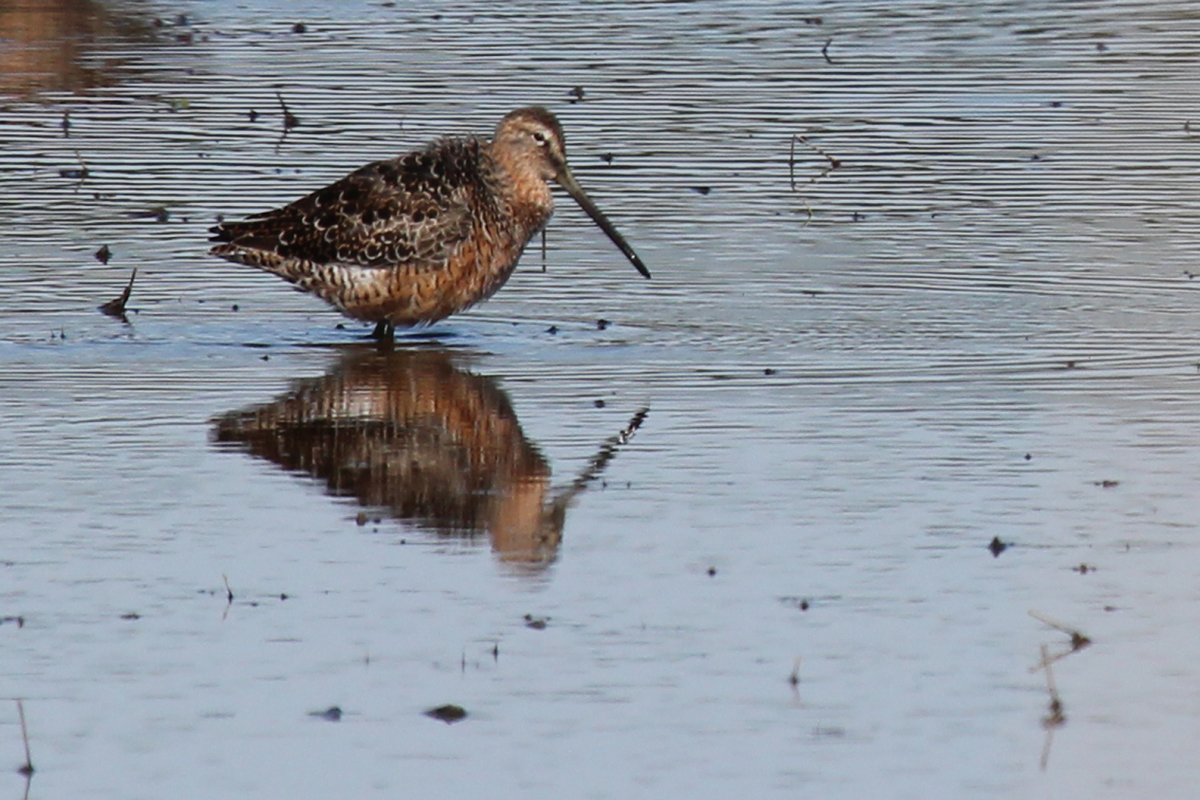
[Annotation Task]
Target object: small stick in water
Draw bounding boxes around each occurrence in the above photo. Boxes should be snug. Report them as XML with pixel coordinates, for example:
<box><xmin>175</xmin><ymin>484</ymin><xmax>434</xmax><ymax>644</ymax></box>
<box><xmin>275</xmin><ymin>91</ymin><xmax>299</xmax><ymax>130</ymax></box>
<box><xmin>98</xmin><ymin>268</ymin><xmax>137</xmax><ymax>319</ymax></box>
<box><xmin>1028</xmin><ymin>610</ymin><xmax>1091</xmax><ymax>653</ymax></box>
<box><xmin>16</xmin><ymin>699</ymin><xmax>33</xmax><ymax>777</ymax></box>
<box><xmin>789</xmin><ymin>134</ymin><xmax>842</xmax><ymax>192</ymax></box>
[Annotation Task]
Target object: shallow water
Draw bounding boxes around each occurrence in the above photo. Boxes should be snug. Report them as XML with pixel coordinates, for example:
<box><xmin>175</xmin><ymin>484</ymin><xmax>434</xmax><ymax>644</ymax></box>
<box><xmin>4</xmin><ymin>1</ymin><xmax>1200</xmax><ymax>797</ymax></box>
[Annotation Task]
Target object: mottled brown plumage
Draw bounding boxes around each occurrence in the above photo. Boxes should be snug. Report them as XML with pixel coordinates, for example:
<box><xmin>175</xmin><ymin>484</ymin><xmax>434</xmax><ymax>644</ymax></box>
<box><xmin>209</xmin><ymin>107</ymin><xmax>649</xmax><ymax>338</ymax></box>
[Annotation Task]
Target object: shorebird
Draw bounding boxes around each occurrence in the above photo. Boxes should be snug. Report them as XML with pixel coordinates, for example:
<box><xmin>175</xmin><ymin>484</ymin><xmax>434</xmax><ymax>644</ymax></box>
<box><xmin>209</xmin><ymin>106</ymin><xmax>650</xmax><ymax>339</ymax></box>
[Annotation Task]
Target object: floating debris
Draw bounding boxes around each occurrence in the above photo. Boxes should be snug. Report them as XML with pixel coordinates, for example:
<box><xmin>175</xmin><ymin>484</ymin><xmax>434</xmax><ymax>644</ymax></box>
<box><xmin>789</xmin><ymin>134</ymin><xmax>842</xmax><ymax>192</ymax></box>
<box><xmin>309</xmin><ymin>706</ymin><xmax>342</xmax><ymax>722</ymax></box>
<box><xmin>1036</xmin><ymin>643</ymin><xmax>1067</xmax><ymax>770</ymax></box>
<box><xmin>94</xmin><ymin>244</ymin><xmax>112</xmax><ymax>264</ymax></box>
<box><xmin>524</xmin><ymin>614</ymin><xmax>548</xmax><ymax>630</ymax></box>
<box><xmin>15</xmin><ymin>699</ymin><xmax>33</xmax><ymax>777</ymax></box>
<box><xmin>98</xmin><ymin>268</ymin><xmax>136</xmax><ymax>319</ymax></box>
<box><xmin>1029</xmin><ymin>610</ymin><xmax>1091</xmax><ymax>657</ymax></box>
<box><xmin>276</xmin><ymin>90</ymin><xmax>299</xmax><ymax>130</ymax></box>
<box><xmin>424</xmin><ymin>704</ymin><xmax>467</xmax><ymax>724</ymax></box>
<box><xmin>988</xmin><ymin>536</ymin><xmax>1008</xmax><ymax>557</ymax></box>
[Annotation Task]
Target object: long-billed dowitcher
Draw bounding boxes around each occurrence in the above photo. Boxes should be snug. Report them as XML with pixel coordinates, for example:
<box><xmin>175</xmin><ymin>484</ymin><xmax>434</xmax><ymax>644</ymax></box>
<box><xmin>209</xmin><ymin>106</ymin><xmax>650</xmax><ymax>339</ymax></box>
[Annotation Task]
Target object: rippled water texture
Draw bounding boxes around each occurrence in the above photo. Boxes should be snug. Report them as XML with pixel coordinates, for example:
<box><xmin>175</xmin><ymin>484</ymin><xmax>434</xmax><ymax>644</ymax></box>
<box><xmin>4</xmin><ymin>1</ymin><xmax>1200</xmax><ymax>797</ymax></box>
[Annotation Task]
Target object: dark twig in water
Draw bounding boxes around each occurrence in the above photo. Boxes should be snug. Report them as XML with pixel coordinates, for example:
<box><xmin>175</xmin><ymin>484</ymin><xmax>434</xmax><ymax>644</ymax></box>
<box><xmin>540</xmin><ymin>228</ymin><xmax>547</xmax><ymax>272</ymax></box>
<box><xmin>273</xmin><ymin>91</ymin><xmax>300</xmax><ymax>154</ymax></box>
<box><xmin>16</xmin><ymin>699</ymin><xmax>33</xmax><ymax>777</ymax></box>
<box><xmin>275</xmin><ymin>91</ymin><xmax>299</xmax><ymax>130</ymax></box>
<box><xmin>220</xmin><ymin>574</ymin><xmax>235</xmax><ymax>620</ymax></box>
<box><xmin>98</xmin><ymin>268</ymin><xmax>137</xmax><ymax>320</ymax></box>
<box><xmin>821</xmin><ymin>37</ymin><xmax>833</xmax><ymax>64</ymax></box>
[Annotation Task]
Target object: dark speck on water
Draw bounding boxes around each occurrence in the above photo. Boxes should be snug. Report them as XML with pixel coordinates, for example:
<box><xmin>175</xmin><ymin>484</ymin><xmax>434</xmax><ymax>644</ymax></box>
<box><xmin>424</xmin><ymin>705</ymin><xmax>467</xmax><ymax>724</ymax></box>
<box><xmin>309</xmin><ymin>706</ymin><xmax>342</xmax><ymax>722</ymax></box>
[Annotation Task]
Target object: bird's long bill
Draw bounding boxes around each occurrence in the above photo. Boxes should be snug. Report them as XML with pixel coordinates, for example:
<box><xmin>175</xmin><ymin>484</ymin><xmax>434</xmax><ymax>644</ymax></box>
<box><xmin>556</xmin><ymin>165</ymin><xmax>652</xmax><ymax>279</ymax></box>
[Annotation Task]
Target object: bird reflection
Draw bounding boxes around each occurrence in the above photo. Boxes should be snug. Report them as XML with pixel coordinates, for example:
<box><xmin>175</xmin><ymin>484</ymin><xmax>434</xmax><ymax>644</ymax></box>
<box><xmin>0</xmin><ymin>0</ymin><xmax>158</xmax><ymax>98</ymax></box>
<box><xmin>212</xmin><ymin>347</ymin><xmax>645</xmax><ymax>570</ymax></box>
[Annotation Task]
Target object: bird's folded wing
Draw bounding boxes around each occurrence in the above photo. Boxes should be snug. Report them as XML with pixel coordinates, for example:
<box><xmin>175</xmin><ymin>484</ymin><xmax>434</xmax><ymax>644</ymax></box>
<box><xmin>210</xmin><ymin>141</ymin><xmax>486</xmax><ymax>272</ymax></box>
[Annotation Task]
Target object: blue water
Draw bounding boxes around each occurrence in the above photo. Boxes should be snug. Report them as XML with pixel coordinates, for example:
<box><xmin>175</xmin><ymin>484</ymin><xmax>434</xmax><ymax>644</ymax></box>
<box><xmin>3</xmin><ymin>1</ymin><xmax>1200</xmax><ymax>798</ymax></box>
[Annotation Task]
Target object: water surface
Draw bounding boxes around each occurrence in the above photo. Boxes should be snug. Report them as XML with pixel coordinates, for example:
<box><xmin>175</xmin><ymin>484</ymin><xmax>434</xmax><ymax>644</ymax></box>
<box><xmin>3</xmin><ymin>1</ymin><xmax>1200</xmax><ymax>798</ymax></box>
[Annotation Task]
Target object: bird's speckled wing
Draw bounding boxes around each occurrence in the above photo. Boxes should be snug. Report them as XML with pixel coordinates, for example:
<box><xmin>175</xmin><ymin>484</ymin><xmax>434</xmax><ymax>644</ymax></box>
<box><xmin>210</xmin><ymin>137</ymin><xmax>492</xmax><ymax>272</ymax></box>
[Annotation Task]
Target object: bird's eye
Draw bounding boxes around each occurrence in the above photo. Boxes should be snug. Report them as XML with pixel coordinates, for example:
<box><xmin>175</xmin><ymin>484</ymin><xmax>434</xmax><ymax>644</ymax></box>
<box><xmin>532</xmin><ymin>131</ymin><xmax>548</xmax><ymax>145</ymax></box>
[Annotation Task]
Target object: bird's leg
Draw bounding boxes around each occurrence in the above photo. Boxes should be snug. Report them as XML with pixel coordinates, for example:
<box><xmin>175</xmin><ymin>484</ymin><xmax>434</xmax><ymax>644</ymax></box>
<box><xmin>370</xmin><ymin>320</ymin><xmax>395</xmax><ymax>343</ymax></box>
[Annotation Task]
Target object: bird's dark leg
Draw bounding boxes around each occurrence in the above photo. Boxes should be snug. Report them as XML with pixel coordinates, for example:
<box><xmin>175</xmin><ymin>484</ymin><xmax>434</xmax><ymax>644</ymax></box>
<box><xmin>370</xmin><ymin>320</ymin><xmax>395</xmax><ymax>342</ymax></box>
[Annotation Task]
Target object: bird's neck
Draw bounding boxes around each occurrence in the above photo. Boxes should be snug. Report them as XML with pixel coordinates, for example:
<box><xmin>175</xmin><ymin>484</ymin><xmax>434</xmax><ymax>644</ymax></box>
<box><xmin>487</xmin><ymin>143</ymin><xmax>555</xmax><ymax>233</ymax></box>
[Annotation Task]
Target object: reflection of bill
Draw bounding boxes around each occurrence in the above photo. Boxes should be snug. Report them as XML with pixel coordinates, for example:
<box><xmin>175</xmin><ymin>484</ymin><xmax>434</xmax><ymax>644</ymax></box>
<box><xmin>212</xmin><ymin>347</ymin><xmax>646</xmax><ymax>570</ymax></box>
